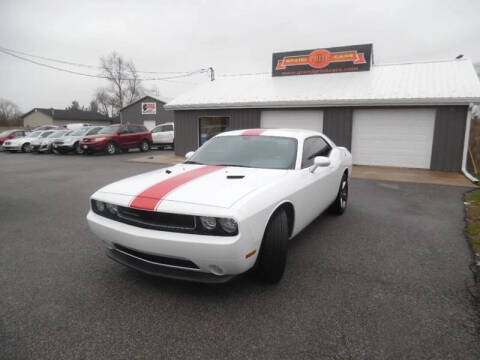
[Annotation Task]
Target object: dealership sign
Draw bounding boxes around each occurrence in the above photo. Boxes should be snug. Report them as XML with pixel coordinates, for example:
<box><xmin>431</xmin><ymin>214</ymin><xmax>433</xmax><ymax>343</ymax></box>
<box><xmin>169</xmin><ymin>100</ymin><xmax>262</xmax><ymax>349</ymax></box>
<box><xmin>272</xmin><ymin>44</ymin><xmax>372</xmax><ymax>77</ymax></box>
<box><xmin>142</xmin><ymin>102</ymin><xmax>156</xmax><ymax>115</ymax></box>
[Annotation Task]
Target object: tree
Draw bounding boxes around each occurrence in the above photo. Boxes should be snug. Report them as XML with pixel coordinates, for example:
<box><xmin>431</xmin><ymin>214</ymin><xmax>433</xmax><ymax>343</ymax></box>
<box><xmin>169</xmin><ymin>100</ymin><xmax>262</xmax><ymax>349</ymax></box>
<box><xmin>88</xmin><ymin>100</ymin><xmax>99</xmax><ymax>113</ymax></box>
<box><xmin>98</xmin><ymin>52</ymin><xmax>144</xmax><ymax>115</ymax></box>
<box><xmin>65</xmin><ymin>100</ymin><xmax>81</xmax><ymax>111</ymax></box>
<box><xmin>0</xmin><ymin>98</ymin><xmax>22</xmax><ymax>126</ymax></box>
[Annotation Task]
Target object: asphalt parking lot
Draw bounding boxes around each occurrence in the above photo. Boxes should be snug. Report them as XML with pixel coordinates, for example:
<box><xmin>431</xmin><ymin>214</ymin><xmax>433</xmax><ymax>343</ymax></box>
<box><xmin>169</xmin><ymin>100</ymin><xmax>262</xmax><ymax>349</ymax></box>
<box><xmin>1</xmin><ymin>151</ymin><xmax>479</xmax><ymax>360</ymax></box>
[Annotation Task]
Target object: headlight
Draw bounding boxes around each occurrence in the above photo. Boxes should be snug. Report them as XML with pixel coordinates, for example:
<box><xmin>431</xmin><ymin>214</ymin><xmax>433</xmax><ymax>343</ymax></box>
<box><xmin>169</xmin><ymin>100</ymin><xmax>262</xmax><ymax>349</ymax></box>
<box><xmin>218</xmin><ymin>218</ymin><xmax>238</xmax><ymax>234</ymax></box>
<box><xmin>199</xmin><ymin>216</ymin><xmax>217</xmax><ymax>230</ymax></box>
<box><xmin>106</xmin><ymin>203</ymin><xmax>119</xmax><ymax>215</ymax></box>
<box><xmin>93</xmin><ymin>200</ymin><xmax>105</xmax><ymax>212</ymax></box>
<box><xmin>93</xmin><ymin>137</ymin><xmax>106</xmax><ymax>142</ymax></box>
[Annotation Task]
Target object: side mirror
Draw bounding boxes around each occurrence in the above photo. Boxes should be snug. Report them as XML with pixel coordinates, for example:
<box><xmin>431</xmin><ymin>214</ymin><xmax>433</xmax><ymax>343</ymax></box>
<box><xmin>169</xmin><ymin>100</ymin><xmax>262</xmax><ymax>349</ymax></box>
<box><xmin>310</xmin><ymin>156</ymin><xmax>331</xmax><ymax>173</ymax></box>
<box><xmin>185</xmin><ymin>151</ymin><xmax>194</xmax><ymax>159</ymax></box>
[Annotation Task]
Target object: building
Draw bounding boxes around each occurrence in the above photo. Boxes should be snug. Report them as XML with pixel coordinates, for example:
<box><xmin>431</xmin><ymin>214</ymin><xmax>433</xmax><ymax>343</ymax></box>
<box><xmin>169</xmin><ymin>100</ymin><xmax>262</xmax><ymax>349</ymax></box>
<box><xmin>166</xmin><ymin>45</ymin><xmax>480</xmax><ymax>172</ymax></box>
<box><xmin>119</xmin><ymin>95</ymin><xmax>174</xmax><ymax>130</ymax></box>
<box><xmin>22</xmin><ymin>108</ymin><xmax>111</xmax><ymax>129</ymax></box>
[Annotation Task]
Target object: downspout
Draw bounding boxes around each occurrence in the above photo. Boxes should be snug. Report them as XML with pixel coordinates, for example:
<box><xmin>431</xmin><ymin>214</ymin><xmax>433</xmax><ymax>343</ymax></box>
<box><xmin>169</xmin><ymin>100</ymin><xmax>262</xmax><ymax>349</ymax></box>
<box><xmin>461</xmin><ymin>103</ymin><xmax>478</xmax><ymax>183</ymax></box>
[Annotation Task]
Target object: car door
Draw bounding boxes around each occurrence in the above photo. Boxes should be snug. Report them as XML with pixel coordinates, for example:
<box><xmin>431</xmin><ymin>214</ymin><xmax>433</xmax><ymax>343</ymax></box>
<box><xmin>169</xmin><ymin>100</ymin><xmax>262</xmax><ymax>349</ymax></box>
<box><xmin>163</xmin><ymin>124</ymin><xmax>174</xmax><ymax>143</ymax></box>
<box><xmin>293</xmin><ymin>137</ymin><xmax>339</xmax><ymax>229</ymax></box>
<box><xmin>117</xmin><ymin>125</ymin><xmax>132</xmax><ymax>148</ymax></box>
<box><xmin>152</xmin><ymin>125</ymin><xmax>165</xmax><ymax>144</ymax></box>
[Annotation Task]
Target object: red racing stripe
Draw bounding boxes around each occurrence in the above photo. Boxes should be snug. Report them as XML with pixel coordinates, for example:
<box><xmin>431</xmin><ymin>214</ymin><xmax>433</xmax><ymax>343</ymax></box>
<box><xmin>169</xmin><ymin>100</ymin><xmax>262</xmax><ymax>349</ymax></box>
<box><xmin>242</xmin><ymin>129</ymin><xmax>265</xmax><ymax>136</ymax></box>
<box><xmin>130</xmin><ymin>165</ymin><xmax>224</xmax><ymax>211</ymax></box>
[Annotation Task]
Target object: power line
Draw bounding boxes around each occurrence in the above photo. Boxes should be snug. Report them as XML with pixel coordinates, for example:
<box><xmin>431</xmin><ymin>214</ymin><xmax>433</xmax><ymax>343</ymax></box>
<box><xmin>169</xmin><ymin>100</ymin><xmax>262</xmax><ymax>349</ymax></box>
<box><xmin>0</xmin><ymin>47</ymin><xmax>208</xmax><ymax>81</ymax></box>
<box><xmin>0</xmin><ymin>45</ymin><xmax>192</xmax><ymax>74</ymax></box>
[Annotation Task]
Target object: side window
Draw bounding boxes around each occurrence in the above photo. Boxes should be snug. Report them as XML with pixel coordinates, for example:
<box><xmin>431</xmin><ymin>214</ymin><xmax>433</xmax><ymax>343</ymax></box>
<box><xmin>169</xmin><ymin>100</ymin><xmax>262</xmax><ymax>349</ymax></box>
<box><xmin>87</xmin><ymin>127</ymin><xmax>101</xmax><ymax>135</ymax></box>
<box><xmin>119</xmin><ymin>126</ymin><xmax>130</xmax><ymax>134</ymax></box>
<box><xmin>127</xmin><ymin>125</ymin><xmax>138</xmax><ymax>133</ymax></box>
<box><xmin>152</xmin><ymin>126</ymin><xmax>163</xmax><ymax>133</ymax></box>
<box><xmin>164</xmin><ymin>125</ymin><xmax>173</xmax><ymax>131</ymax></box>
<box><xmin>302</xmin><ymin>137</ymin><xmax>331</xmax><ymax>168</ymax></box>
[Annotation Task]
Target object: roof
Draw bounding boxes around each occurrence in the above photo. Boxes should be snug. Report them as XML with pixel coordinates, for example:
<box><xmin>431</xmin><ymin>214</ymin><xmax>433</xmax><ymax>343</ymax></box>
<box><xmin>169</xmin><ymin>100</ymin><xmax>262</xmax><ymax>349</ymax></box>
<box><xmin>22</xmin><ymin>108</ymin><xmax>110</xmax><ymax>122</ymax></box>
<box><xmin>119</xmin><ymin>95</ymin><xmax>167</xmax><ymax>112</ymax></box>
<box><xmin>219</xmin><ymin>128</ymin><xmax>323</xmax><ymax>139</ymax></box>
<box><xmin>165</xmin><ymin>58</ymin><xmax>480</xmax><ymax>110</ymax></box>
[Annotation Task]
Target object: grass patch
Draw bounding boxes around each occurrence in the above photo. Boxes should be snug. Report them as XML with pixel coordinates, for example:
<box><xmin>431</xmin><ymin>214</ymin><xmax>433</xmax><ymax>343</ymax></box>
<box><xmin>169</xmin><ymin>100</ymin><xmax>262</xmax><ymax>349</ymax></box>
<box><xmin>465</xmin><ymin>190</ymin><xmax>480</xmax><ymax>254</ymax></box>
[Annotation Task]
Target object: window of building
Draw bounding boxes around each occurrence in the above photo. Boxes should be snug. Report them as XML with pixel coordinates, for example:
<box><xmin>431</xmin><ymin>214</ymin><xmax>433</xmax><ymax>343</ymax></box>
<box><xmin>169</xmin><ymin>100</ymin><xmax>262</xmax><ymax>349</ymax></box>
<box><xmin>301</xmin><ymin>137</ymin><xmax>331</xmax><ymax>168</ymax></box>
<box><xmin>198</xmin><ymin>117</ymin><xmax>229</xmax><ymax>146</ymax></box>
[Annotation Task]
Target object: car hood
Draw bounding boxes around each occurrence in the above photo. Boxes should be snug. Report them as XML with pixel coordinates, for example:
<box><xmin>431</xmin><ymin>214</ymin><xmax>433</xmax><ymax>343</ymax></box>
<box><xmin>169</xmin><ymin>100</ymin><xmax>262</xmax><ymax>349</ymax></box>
<box><xmin>96</xmin><ymin>164</ymin><xmax>288</xmax><ymax>209</ymax></box>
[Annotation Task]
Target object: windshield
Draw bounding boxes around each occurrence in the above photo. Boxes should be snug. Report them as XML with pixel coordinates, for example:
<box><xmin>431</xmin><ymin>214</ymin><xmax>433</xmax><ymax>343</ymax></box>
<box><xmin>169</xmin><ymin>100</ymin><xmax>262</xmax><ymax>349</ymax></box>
<box><xmin>48</xmin><ymin>130</ymin><xmax>68</xmax><ymax>138</ymax></box>
<box><xmin>99</xmin><ymin>125</ymin><xmax>121</xmax><ymax>134</ymax></box>
<box><xmin>29</xmin><ymin>132</ymin><xmax>42</xmax><ymax>138</ymax></box>
<box><xmin>186</xmin><ymin>136</ymin><xmax>298</xmax><ymax>169</ymax></box>
<box><xmin>70</xmin><ymin>128</ymin><xmax>92</xmax><ymax>136</ymax></box>
<box><xmin>41</xmin><ymin>131</ymin><xmax>53</xmax><ymax>138</ymax></box>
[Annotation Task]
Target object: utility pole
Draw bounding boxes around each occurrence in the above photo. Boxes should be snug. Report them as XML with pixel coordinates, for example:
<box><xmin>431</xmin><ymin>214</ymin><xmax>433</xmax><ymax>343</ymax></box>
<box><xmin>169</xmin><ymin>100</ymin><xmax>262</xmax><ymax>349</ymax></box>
<box><xmin>209</xmin><ymin>67</ymin><xmax>215</xmax><ymax>81</ymax></box>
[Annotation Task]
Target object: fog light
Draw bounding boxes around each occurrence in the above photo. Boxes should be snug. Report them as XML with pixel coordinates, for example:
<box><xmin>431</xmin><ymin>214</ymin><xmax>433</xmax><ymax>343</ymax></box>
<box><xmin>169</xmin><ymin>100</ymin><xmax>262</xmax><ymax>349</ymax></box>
<box><xmin>94</xmin><ymin>200</ymin><xmax>105</xmax><ymax>212</ymax></box>
<box><xmin>106</xmin><ymin>203</ymin><xmax>119</xmax><ymax>215</ymax></box>
<box><xmin>200</xmin><ymin>216</ymin><xmax>216</xmax><ymax>230</ymax></box>
<box><xmin>219</xmin><ymin>218</ymin><xmax>238</xmax><ymax>234</ymax></box>
<box><xmin>209</xmin><ymin>264</ymin><xmax>225</xmax><ymax>276</ymax></box>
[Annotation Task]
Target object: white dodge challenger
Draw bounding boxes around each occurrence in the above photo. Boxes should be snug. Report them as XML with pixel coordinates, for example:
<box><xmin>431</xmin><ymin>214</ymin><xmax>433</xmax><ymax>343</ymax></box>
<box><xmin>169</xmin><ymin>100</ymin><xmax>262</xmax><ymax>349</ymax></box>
<box><xmin>87</xmin><ymin>128</ymin><xmax>352</xmax><ymax>283</ymax></box>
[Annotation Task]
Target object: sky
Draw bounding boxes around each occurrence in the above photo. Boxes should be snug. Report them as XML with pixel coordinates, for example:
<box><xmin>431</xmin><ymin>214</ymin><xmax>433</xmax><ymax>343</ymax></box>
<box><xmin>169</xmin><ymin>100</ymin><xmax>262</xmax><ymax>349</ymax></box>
<box><xmin>0</xmin><ymin>0</ymin><xmax>479</xmax><ymax>112</ymax></box>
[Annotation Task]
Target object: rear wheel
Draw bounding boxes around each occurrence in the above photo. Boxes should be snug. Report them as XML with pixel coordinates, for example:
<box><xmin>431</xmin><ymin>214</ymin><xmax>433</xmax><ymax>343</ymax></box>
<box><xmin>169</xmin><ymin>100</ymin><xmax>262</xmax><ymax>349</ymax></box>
<box><xmin>140</xmin><ymin>140</ymin><xmax>150</xmax><ymax>152</ymax></box>
<box><xmin>106</xmin><ymin>142</ymin><xmax>116</xmax><ymax>155</ymax></box>
<box><xmin>329</xmin><ymin>173</ymin><xmax>348</xmax><ymax>215</ymax></box>
<box><xmin>256</xmin><ymin>209</ymin><xmax>289</xmax><ymax>283</ymax></box>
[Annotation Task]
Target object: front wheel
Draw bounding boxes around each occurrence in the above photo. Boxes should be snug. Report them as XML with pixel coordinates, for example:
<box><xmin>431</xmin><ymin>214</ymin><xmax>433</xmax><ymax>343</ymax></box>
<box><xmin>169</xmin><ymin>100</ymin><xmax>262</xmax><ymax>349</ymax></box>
<box><xmin>22</xmin><ymin>143</ymin><xmax>31</xmax><ymax>153</ymax></box>
<box><xmin>106</xmin><ymin>142</ymin><xmax>116</xmax><ymax>155</ymax></box>
<box><xmin>329</xmin><ymin>173</ymin><xmax>348</xmax><ymax>215</ymax></box>
<box><xmin>140</xmin><ymin>140</ymin><xmax>150</xmax><ymax>152</ymax></box>
<box><xmin>74</xmin><ymin>142</ymin><xmax>84</xmax><ymax>155</ymax></box>
<box><xmin>256</xmin><ymin>209</ymin><xmax>289</xmax><ymax>283</ymax></box>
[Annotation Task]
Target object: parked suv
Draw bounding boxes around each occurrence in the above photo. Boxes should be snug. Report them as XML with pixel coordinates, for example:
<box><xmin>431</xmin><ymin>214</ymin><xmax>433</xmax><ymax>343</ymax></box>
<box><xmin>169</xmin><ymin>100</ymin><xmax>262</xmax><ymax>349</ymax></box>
<box><xmin>53</xmin><ymin>126</ymin><xmax>104</xmax><ymax>154</ymax></box>
<box><xmin>80</xmin><ymin>124</ymin><xmax>153</xmax><ymax>155</ymax></box>
<box><xmin>151</xmin><ymin>122</ymin><xmax>174</xmax><ymax>149</ymax></box>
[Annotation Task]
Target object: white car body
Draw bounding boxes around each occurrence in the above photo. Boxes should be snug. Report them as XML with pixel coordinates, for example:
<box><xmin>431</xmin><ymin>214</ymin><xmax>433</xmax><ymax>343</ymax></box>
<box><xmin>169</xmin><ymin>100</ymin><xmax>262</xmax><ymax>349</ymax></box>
<box><xmin>87</xmin><ymin>128</ymin><xmax>352</xmax><ymax>283</ymax></box>
<box><xmin>38</xmin><ymin>130</ymin><xmax>72</xmax><ymax>153</ymax></box>
<box><xmin>2</xmin><ymin>130</ymin><xmax>52</xmax><ymax>152</ymax></box>
<box><xmin>151</xmin><ymin>122</ymin><xmax>174</xmax><ymax>146</ymax></box>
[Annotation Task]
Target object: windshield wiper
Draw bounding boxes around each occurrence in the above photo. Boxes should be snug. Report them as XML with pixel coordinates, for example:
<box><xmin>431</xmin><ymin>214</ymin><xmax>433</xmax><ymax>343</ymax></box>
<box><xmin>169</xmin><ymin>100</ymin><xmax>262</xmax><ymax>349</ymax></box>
<box><xmin>215</xmin><ymin>164</ymin><xmax>250</xmax><ymax>168</ymax></box>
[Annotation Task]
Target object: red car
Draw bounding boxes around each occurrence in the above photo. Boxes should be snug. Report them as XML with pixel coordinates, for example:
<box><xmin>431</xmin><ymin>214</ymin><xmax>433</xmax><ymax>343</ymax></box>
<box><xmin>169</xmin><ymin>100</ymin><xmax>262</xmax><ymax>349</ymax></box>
<box><xmin>0</xmin><ymin>129</ymin><xmax>28</xmax><ymax>147</ymax></box>
<box><xmin>80</xmin><ymin>124</ymin><xmax>153</xmax><ymax>155</ymax></box>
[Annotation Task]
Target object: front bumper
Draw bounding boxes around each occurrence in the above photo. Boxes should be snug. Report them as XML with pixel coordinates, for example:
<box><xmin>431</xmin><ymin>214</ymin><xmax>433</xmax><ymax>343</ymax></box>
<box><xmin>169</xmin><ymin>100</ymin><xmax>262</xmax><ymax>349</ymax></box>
<box><xmin>87</xmin><ymin>210</ymin><xmax>258</xmax><ymax>282</ymax></box>
<box><xmin>53</xmin><ymin>143</ymin><xmax>74</xmax><ymax>152</ymax></box>
<box><xmin>81</xmin><ymin>142</ymin><xmax>106</xmax><ymax>152</ymax></box>
<box><xmin>2</xmin><ymin>144</ymin><xmax>21</xmax><ymax>151</ymax></box>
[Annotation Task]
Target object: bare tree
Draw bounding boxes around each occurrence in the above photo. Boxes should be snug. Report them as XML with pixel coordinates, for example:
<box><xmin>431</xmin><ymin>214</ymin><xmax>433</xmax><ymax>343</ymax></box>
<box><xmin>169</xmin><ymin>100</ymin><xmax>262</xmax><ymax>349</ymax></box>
<box><xmin>93</xmin><ymin>88</ymin><xmax>114</xmax><ymax>116</ymax></box>
<box><xmin>65</xmin><ymin>100</ymin><xmax>81</xmax><ymax>111</ymax></box>
<box><xmin>98</xmin><ymin>52</ymin><xmax>144</xmax><ymax>115</ymax></box>
<box><xmin>0</xmin><ymin>98</ymin><xmax>22</xmax><ymax>126</ymax></box>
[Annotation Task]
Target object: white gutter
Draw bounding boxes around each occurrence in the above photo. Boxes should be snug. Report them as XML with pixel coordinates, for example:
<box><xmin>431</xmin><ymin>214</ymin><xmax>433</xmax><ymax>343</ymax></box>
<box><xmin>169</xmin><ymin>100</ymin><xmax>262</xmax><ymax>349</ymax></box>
<box><xmin>461</xmin><ymin>103</ymin><xmax>478</xmax><ymax>183</ymax></box>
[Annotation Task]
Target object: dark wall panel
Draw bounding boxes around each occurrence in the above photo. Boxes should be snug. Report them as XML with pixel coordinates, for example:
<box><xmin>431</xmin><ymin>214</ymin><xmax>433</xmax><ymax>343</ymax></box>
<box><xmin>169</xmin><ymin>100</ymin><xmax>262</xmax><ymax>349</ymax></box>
<box><xmin>173</xmin><ymin>109</ymin><xmax>261</xmax><ymax>155</ymax></box>
<box><xmin>430</xmin><ymin>106</ymin><xmax>467</xmax><ymax>171</ymax></box>
<box><xmin>323</xmin><ymin>108</ymin><xmax>353</xmax><ymax>150</ymax></box>
<box><xmin>120</xmin><ymin>97</ymin><xmax>174</xmax><ymax>125</ymax></box>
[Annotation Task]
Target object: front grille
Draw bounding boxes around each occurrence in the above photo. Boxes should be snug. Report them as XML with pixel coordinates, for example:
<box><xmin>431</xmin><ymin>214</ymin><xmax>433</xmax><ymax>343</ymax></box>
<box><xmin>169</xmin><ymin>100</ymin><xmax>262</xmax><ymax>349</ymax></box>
<box><xmin>116</xmin><ymin>206</ymin><xmax>196</xmax><ymax>231</ymax></box>
<box><xmin>54</xmin><ymin>140</ymin><xmax>64</xmax><ymax>145</ymax></box>
<box><xmin>113</xmin><ymin>243</ymin><xmax>199</xmax><ymax>269</ymax></box>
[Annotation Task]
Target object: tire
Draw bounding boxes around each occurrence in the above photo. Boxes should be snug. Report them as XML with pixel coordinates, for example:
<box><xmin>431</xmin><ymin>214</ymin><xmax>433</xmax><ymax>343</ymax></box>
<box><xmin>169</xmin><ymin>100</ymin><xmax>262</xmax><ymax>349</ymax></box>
<box><xmin>74</xmin><ymin>142</ymin><xmax>84</xmax><ymax>155</ymax></box>
<box><xmin>140</xmin><ymin>140</ymin><xmax>150</xmax><ymax>152</ymax></box>
<box><xmin>329</xmin><ymin>173</ymin><xmax>348</xmax><ymax>215</ymax></box>
<box><xmin>106</xmin><ymin>142</ymin><xmax>116</xmax><ymax>155</ymax></box>
<box><xmin>171</xmin><ymin>141</ymin><xmax>175</xmax><ymax>150</ymax></box>
<box><xmin>22</xmin><ymin>143</ymin><xmax>31</xmax><ymax>153</ymax></box>
<box><xmin>256</xmin><ymin>209</ymin><xmax>289</xmax><ymax>283</ymax></box>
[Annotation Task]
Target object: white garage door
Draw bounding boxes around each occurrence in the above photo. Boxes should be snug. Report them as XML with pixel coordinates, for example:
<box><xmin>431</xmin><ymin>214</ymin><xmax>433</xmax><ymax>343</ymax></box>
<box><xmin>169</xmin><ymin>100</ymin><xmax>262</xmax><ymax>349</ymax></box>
<box><xmin>351</xmin><ymin>109</ymin><xmax>435</xmax><ymax>169</ymax></box>
<box><xmin>143</xmin><ymin>120</ymin><xmax>156</xmax><ymax>130</ymax></box>
<box><xmin>261</xmin><ymin>110</ymin><xmax>323</xmax><ymax>132</ymax></box>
